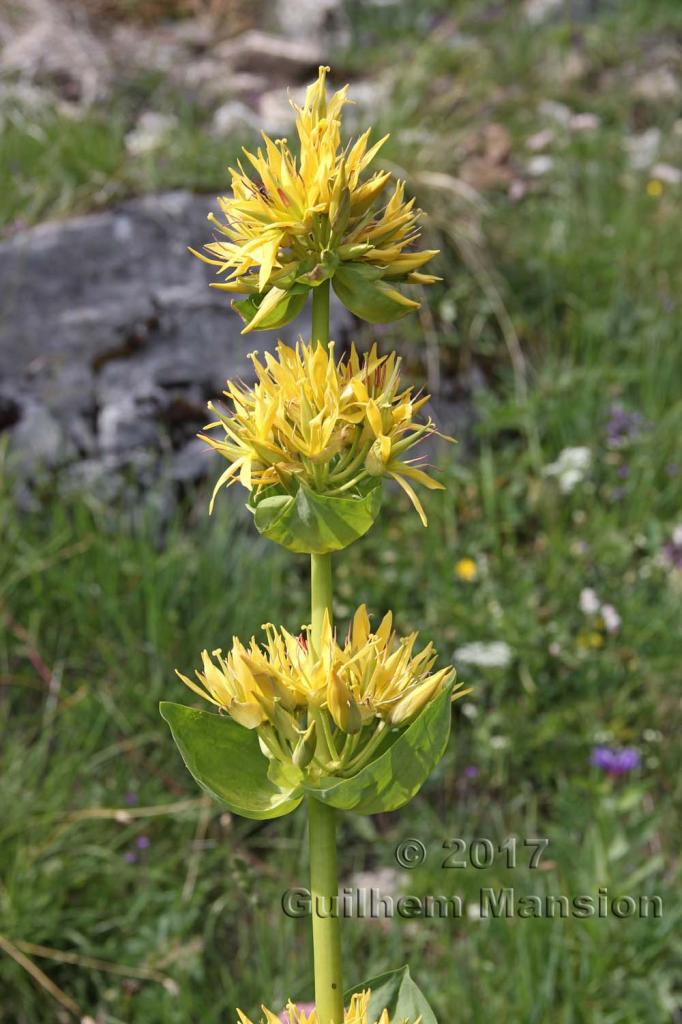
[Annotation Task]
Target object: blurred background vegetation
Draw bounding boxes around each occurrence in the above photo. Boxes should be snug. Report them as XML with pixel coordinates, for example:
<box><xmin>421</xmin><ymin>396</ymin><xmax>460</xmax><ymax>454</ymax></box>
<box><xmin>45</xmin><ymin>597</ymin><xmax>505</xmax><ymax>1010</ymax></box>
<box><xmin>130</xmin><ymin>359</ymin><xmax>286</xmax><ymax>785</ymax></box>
<box><xmin>1</xmin><ymin>1</ymin><xmax>681</xmax><ymax>1022</ymax></box>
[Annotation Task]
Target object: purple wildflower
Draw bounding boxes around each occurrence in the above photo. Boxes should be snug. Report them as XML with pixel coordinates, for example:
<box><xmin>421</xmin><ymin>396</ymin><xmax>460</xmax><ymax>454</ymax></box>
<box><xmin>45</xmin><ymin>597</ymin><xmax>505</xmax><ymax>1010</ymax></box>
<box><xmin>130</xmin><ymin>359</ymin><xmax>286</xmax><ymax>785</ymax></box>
<box><xmin>590</xmin><ymin>745</ymin><xmax>641</xmax><ymax>776</ymax></box>
<box><xmin>125</xmin><ymin>791</ymin><xmax>139</xmax><ymax>806</ymax></box>
<box><xmin>606</xmin><ymin>404</ymin><xmax>644</xmax><ymax>448</ymax></box>
<box><xmin>662</xmin><ymin>525</ymin><xmax>682</xmax><ymax>570</ymax></box>
<box><xmin>617</xmin><ymin>465</ymin><xmax>630</xmax><ymax>479</ymax></box>
<box><xmin>464</xmin><ymin>765</ymin><xmax>480</xmax><ymax>779</ymax></box>
<box><xmin>124</xmin><ymin>851</ymin><xmax>138</xmax><ymax>864</ymax></box>
<box><xmin>136</xmin><ymin>835</ymin><xmax>151</xmax><ymax>850</ymax></box>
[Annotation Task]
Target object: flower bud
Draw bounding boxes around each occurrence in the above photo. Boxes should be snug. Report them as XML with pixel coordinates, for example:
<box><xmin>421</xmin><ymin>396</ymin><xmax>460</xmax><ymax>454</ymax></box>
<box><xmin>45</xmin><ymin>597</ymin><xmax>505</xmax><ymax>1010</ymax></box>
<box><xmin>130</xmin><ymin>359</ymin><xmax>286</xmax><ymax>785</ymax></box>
<box><xmin>385</xmin><ymin>670</ymin><xmax>453</xmax><ymax>727</ymax></box>
<box><xmin>327</xmin><ymin>671</ymin><xmax>363</xmax><ymax>734</ymax></box>
<box><xmin>330</xmin><ymin>166</ymin><xmax>351</xmax><ymax>236</ymax></box>
<box><xmin>228</xmin><ymin>699</ymin><xmax>267</xmax><ymax>730</ymax></box>
<box><xmin>292</xmin><ymin>720</ymin><xmax>317</xmax><ymax>769</ymax></box>
<box><xmin>364</xmin><ymin>435</ymin><xmax>391</xmax><ymax>477</ymax></box>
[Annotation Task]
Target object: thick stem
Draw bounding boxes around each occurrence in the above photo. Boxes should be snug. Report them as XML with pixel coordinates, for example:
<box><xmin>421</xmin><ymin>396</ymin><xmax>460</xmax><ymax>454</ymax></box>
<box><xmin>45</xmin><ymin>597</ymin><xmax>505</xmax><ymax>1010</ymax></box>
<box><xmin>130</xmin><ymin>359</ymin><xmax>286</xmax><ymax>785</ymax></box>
<box><xmin>310</xmin><ymin>553</ymin><xmax>333</xmax><ymax>654</ymax></box>
<box><xmin>308</xmin><ymin>795</ymin><xmax>344</xmax><ymax>1024</ymax></box>
<box><xmin>308</xmin><ymin>279</ymin><xmax>343</xmax><ymax>1023</ymax></box>
<box><xmin>309</xmin><ymin>550</ymin><xmax>342</xmax><ymax>1023</ymax></box>
<box><xmin>311</xmin><ymin>280</ymin><xmax>331</xmax><ymax>349</ymax></box>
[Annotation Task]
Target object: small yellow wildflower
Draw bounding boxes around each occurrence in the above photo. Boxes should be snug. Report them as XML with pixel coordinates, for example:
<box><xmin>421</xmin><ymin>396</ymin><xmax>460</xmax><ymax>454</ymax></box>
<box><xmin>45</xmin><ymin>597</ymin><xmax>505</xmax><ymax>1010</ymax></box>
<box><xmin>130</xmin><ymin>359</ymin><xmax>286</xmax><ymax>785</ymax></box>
<box><xmin>176</xmin><ymin>604</ymin><xmax>465</xmax><ymax>775</ymax></box>
<box><xmin>646</xmin><ymin>178</ymin><xmax>663</xmax><ymax>198</ymax></box>
<box><xmin>238</xmin><ymin>991</ymin><xmax>413</xmax><ymax>1024</ymax></box>
<box><xmin>455</xmin><ymin>558</ymin><xmax>478</xmax><ymax>582</ymax></box>
<box><xmin>191</xmin><ymin>67</ymin><xmax>438</xmax><ymax>332</ymax></box>
<box><xmin>201</xmin><ymin>339</ymin><xmax>449</xmax><ymax>527</ymax></box>
<box><xmin>577</xmin><ymin>629</ymin><xmax>604</xmax><ymax>651</ymax></box>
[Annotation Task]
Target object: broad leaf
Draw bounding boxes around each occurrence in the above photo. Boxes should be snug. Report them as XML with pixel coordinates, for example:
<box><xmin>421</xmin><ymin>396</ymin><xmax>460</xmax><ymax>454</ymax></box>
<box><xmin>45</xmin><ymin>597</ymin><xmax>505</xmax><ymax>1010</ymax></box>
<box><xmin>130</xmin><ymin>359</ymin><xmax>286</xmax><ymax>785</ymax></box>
<box><xmin>346</xmin><ymin>965</ymin><xmax>438</xmax><ymax>1024</ymax></box>
<box><xmin>250</xmin><ymin>481</ymin><xmax>382</xmax><ymax>554</ymax></box>
<box><xmin>159</xmin><ymin>702</ymin><xmax>303</xmax><ymax>820</ymax></box>
<box><xmin>304</xmin><ymin>687</ymin><xmax>452</xmax><ymax>814</ymax></box>
<box><xmin>333</xmin><ymin>263</ymin><xmax>419</xmax><ymax>324</ymax></box>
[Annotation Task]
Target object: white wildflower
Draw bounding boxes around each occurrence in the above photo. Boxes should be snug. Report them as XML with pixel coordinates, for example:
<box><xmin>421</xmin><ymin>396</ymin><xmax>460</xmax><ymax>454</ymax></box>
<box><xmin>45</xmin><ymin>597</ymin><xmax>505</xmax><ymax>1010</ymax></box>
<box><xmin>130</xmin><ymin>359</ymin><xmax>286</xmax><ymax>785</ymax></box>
<box><xmin>600</xmin><ymin>604</ymin><xmax>621</xmax><ymax>634</ymax></box>
<box><xmin>624</xmin><ymin>128</ymin><xmax>661</xmax><ymax>171</ymax></box>
<box><xmin>489</xmin><ymin>735</ymin><xmax>509</xmax><ymax>750</ymax></box>
<box><xmin>125</xmin><ymin>112</ymin><xmax>178</xmax><ymax>157</ymax></box>
<box><xmin>454</xmin><ymin>642</ymin><xmax>513</xmax><ymax>669</ymax></box>
<box><xmin>527</xmin><ymin>155</ymin><xmax>555</xmax><ymax>177</ymax></box>
<box><xmin>524</xmin><ymin>0</ymin><xmax>562</xmax><ymax>25</ymax></box>
<box><xmin>570</xmin><ymin>112</ymin><xmax>600</xmax><ymax>132</ymax></box>
<box><xmin>543</xmin><ymin>446</ymin><xmax>591</xmax><ymax>493</ymax></box>
<box><xmin>650</xmin><ymin>162</ymin><xmax>682</xmax><ymax>185</ymax></box>
<box><xmin>579</xmin><ymin>587</ymin><xmax>601</xmax><ymax>615</ymax></box>
<box><xmin>538</xmin><ymin>99</ymin><xmax>572</xmax><ymax>126</ymax></box>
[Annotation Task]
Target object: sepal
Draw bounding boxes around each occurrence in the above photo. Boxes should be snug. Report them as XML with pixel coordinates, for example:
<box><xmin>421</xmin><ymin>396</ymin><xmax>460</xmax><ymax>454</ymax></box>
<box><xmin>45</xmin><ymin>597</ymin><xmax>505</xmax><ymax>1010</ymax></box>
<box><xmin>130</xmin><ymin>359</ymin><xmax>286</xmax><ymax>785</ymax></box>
<box><xmin>333</xmin><ymin>263</ymin><xmax>419</xmax><ymax>323</ymax></box>
<box><xmin>304</xmin><ymin>685</ymin><xmax>453</xmax><ymax>814</ymax></box>
<box><xmin>248</xmin><ymin>480</ymin><xmax>382</xmax><ymax>554</ymax></box>
<box><xmin>159</xmin><ymin>702</ymin><xmax>303</xmax><ymax>819</ymax></box>
<box><xmin>346</xmin><ymin>966</ymin><xmax>438</xmax><ymax>1024</ymax></box>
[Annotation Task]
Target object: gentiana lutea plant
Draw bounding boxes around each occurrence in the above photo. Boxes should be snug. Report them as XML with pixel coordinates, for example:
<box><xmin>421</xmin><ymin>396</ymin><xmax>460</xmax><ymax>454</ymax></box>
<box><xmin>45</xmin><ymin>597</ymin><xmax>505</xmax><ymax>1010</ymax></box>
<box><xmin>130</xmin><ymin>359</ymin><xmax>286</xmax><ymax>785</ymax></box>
<box><xmin>161</xmin><ymin>66</ymin><xmax>468</xmax><ymax>1024</ymax></box>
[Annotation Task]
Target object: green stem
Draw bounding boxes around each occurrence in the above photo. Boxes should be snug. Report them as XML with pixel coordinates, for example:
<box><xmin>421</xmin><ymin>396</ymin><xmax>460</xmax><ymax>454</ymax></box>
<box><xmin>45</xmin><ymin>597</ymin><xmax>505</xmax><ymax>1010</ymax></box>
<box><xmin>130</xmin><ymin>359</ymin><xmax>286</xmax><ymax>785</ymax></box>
<box><xmin>310</xmin><ymin>553</ymin><xmax>333</xmax><ymax>655</ymax></box>
<box><xmin>311</xmin><ymin>280</ymin><xmax>331</xmax><ymax>349</ymax></box>
<box><xmin>341</xmin><ymin>720</ymin><xmax>387</xmax><ymax>776</ymax></box>
<box><xmin>308</xmin><ymin>795</ymin><xmax>344</xmax><ymax>1024</ymax></box>
<box><xmin>309</xmin><ymin>550</ymin><xmax>343</xmax><ymax>1024</ymax></box>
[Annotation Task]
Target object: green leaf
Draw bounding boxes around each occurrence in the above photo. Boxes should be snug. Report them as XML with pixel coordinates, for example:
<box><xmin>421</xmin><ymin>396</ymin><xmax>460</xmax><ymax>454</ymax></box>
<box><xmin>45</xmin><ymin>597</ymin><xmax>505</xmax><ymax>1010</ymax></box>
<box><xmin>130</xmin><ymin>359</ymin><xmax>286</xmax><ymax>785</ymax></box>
<box><xmin>346</xmin><ymin>965</ymin><xmax>438</xmax><ymax>1024</ymax></box>
<box><xmin>333</xmin><ymin>263</ymin><xmax>419</xmax><ymax>324</ymax></box>
<box><xmin>304</xmin><ymin>686</ymin><xmax>452</xmax><ymax>814</ymax></box>
<box><xmin>233</xmin><ymin>284</ymin><xmax>309</xmax><ymax>334</ymax></box>
<box><xmin>250</xmin><ymin>481</ymin><xmax>382</xmax><ymax>554</ymax></box>
<box><xmin>159</xmin><ymin>702</ymin><xmax>303</xmax><ymax>820</ymax></box>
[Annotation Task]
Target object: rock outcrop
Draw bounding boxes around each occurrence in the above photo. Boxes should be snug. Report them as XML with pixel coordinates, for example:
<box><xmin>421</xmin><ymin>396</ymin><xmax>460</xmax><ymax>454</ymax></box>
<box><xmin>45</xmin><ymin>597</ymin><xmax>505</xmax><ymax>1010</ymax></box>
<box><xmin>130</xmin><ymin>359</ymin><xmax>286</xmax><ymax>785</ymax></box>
<box><xmin>0</xmin><ymin>191</ymin><xmax>353</xmax><ymax>497</ymax></box>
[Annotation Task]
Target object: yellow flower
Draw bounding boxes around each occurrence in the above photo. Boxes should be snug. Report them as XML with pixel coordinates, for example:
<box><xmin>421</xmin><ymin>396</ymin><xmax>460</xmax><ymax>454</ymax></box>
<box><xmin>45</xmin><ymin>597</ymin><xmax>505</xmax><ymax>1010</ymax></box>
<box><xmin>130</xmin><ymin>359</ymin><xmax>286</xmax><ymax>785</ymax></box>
<box><xmin>191</xmin><ymin>67</ymin><xmax>438</xmax><ymax>332</ymax></box>
<box><xmin>646</xmin><ymin>178</ymin><xmax>663</xmax><ymax>198</ymax></box>
<box><xmin>576</xmin><ymin>629</ymin><xmax>604</xmax><ymax>651</ymax></box>
<box><xmin>238</xmin><ymin>991</ymin><xmax>412</xmax><ymax>1024</ymax></box>
<box><xmin>455</xmin><ymin>558</ymin><xmax>478</xmax><ymax>582</ymax></box>
<box><xmin>201</xmin><ymin>339</ymin><xmax>449</xmax><ymax>527</ymax></box>
<box><xmin>176</xmin><ymin>604</ymin><xmax>465</xmax><ymax>776</ymax></box>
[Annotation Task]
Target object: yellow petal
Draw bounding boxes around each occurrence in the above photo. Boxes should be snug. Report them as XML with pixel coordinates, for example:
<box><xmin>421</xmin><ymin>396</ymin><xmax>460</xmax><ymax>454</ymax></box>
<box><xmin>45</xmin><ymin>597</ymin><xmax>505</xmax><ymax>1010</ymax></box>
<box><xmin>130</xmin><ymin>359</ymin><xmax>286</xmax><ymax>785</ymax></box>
<box><xmin>366</xmin><ymin>399</ymin><xmax>384</xmax><ymax>437</ymax></box>
<box><xmin>352</xmin><ymin>604</ymin><xmax>371</xmax><ymax>647</ymax></box>
<box><xmin>392</xmin><ymin>472</ymin><xmax>428</xmax><ymax>527</ymax></box>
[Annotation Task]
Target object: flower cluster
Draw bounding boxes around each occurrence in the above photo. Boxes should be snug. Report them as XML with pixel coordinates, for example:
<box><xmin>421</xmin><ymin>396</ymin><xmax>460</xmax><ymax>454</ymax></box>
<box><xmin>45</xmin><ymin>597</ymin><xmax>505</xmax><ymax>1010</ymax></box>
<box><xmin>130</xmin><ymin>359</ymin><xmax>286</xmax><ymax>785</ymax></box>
<box><xmin>202</xmin><ymin>339</ymin><xmax>446</xmax><ymax>526</ymax></box>
<box><xmin>239</xmin><ymin>991</ymin><xmax>405</xmax><ymax>1024</ymax></box>
<box><xmin>177</xmin><ymin>605</ymin><xmax>462</xmax><ymax>776</ymax></box>
<box><xmin>191</xmin><ymin>66</ymin><xmax>438</xmax><ymax>331</ymax></box>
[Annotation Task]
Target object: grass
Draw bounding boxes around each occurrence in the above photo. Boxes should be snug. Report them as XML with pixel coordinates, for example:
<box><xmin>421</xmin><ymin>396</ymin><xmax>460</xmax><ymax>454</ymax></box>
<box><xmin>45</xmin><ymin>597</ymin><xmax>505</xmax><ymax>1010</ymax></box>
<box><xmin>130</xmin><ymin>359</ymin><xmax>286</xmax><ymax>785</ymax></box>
<box><xmin>2</xmin><ymin>0</ymin><xmax>682</xmax><ymax>1021</ymax></box>
<box><xmin>0</xmin><ymin>87</ymin><xmax>252</xmax><ymax>231</ymax></box>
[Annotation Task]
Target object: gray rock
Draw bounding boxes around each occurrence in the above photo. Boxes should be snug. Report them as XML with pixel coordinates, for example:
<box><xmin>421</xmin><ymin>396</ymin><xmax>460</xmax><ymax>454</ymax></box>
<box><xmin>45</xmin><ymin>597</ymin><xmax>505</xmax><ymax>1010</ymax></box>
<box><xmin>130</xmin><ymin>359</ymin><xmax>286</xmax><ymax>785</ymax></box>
<box><xmin>211</xmin><ymin>100</ymin><xmax>260</xmax><ymax>140</ymax></box>
<box><xmin>171</xmin><ymin>437</ymin><xmax>212</xmax><ymax>486</ymax></box>
<box><xmin>8</xmin><ymin>400</ymin><xmax>70</xmax><ymax>470</ymax></box>
<box><xmin>0</xmin><ymin>190</ymin><xmax>354</xmax><ymax>489</ymax></box>
<box><xmin>275</xmin><ymin>0</ymin><xmax>349</xmax><ymax>49</ymax></box>
<box><xmin>216</xmin><ymin>31</ymin><xmax>325</xmax><ymax>80</ymax></box>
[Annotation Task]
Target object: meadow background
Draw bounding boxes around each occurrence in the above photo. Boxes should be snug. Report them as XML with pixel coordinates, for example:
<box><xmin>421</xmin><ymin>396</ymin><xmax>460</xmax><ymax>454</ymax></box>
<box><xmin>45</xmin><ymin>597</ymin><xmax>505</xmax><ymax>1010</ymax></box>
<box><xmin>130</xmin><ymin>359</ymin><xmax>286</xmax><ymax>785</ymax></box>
<box><xmin>1</xmin><ymin>1</ymin><xmax>681</xmax><ymax>1021</ymax></box>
